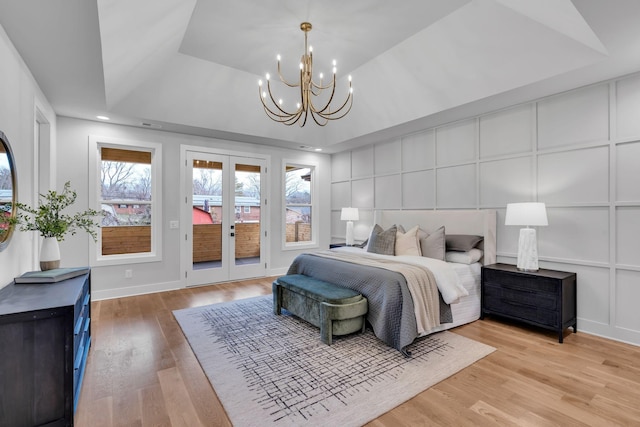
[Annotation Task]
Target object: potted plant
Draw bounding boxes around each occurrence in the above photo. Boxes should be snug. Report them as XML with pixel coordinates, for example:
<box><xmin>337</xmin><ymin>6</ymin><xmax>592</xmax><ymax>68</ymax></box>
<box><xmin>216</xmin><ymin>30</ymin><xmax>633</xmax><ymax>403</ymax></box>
<box><xmin>7</xmin><ymin>181</ymin><xmax>100</xmax><ymax>270</ymax></box>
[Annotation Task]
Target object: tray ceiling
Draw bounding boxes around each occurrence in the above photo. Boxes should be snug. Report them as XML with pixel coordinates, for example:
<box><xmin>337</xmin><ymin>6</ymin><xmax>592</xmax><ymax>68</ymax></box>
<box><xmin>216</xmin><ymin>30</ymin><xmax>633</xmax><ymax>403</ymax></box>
<box><xmin>1</xmin><ymin>0</ymin><xmax>640</xmax><ymax>152</ymax></box>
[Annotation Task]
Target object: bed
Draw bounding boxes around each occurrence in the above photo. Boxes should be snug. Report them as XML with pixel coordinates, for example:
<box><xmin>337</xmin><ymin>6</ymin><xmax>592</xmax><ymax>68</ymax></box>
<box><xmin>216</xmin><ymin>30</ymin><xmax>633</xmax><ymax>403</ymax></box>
<box><xmin>286</xmin><ymin>209</ymin><xmax>496</xmax><ymax>355</ymax></box>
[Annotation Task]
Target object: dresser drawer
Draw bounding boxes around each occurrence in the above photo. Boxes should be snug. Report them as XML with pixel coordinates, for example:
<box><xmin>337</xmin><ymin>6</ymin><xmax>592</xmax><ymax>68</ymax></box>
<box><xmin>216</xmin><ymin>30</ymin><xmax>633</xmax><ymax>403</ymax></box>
<box><xmin>484</xmin><ymin>282</ymin><xmax>557</xmax><ymax>310</ymax></box>
<box><xmin>73</xmin><ymin>287</ymin><xmax>90</xmax><ymax>359</ymax></box>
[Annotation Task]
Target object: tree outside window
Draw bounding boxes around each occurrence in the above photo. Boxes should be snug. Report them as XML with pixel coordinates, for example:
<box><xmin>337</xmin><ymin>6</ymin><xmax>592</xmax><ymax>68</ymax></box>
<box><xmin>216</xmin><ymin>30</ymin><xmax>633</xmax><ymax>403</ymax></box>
<box><xmin>100</xmin><ymin>147</ymin><xmax>153</xmax><ymax>255</ymax></box>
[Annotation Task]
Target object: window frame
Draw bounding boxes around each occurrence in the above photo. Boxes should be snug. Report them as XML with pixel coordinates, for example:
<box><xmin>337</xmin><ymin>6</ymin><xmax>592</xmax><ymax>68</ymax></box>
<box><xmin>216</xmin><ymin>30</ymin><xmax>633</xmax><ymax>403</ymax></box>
<box><xmin>282</xmin><ymin>160</ymin><xmax>318</xmax><ymax>251</ymax></box>
<box><xmin>89</xmin><ymin>135</ymin><xmax>163</xmax><ymax>266</ymax></box>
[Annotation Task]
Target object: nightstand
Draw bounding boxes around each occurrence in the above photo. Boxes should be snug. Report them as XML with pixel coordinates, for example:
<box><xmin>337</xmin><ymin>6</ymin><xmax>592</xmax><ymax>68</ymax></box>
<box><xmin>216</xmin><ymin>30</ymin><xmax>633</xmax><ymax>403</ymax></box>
<box><xmin>481</xmin><ymin>263</ymin><xmax>577</xmax><ymax>343</ymax></box>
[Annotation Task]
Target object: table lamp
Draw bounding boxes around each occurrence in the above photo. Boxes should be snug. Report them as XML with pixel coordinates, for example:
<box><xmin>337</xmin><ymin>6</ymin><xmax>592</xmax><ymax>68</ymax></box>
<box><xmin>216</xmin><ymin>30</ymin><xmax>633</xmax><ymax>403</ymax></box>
<box><xmin>505</xmin><ymin>202</ymin><xmax>548</xmax><ymax>271</ymax></box>
<box><xmin>340</xmin><ymin>207</ymin><xmax>359</xmax><ymax>246</ymax></box>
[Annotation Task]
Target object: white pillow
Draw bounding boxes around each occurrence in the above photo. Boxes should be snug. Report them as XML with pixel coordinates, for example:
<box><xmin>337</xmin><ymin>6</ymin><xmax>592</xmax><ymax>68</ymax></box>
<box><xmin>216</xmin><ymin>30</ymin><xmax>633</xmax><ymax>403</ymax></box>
<box><xmin>395</xmin><ymin>225</ymin><xmax>421</xmax><ymax>256</ymax></box>
<box><xmin>445</xmin><ymin>248</ymin><xmax>483</xmax><ymax>264</ymax></box>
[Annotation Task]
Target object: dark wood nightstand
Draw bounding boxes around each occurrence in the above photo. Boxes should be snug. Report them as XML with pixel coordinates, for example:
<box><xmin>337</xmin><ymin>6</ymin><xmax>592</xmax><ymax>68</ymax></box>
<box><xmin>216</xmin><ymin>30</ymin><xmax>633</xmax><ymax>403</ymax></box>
<box><xmin>481</xmin><ymin>263</ymin><xmax>577</xmax><ymax>343</ymax></box>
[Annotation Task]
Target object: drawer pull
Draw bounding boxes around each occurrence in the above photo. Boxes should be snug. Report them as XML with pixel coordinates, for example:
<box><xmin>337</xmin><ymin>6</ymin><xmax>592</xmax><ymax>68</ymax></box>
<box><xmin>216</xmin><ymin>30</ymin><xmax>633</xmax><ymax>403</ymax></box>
<box><xmin>74</xmin><ymin>342</ymin><xmax>85</xmax><ymax>371</ymax></box>
<box><xmin>486</xmin><ymin>282</ymin><xmax>537</xmax><ymax>293</ymax></box>
<box><xmin>501</xmin><ymin>299</ymin><xmax>530</xmax><ymax>308</ymax></box>
<box><xmin>74</xmin><ymin>315</ymin><xmax>83</xmax><ymax>335</ymax></box>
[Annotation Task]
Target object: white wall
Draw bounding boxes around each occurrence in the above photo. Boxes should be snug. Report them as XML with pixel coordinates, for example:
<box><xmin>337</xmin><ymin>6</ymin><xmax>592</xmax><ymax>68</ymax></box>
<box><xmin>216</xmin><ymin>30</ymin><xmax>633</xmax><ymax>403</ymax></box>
<box><xmin>0</xmin><ymin>24</ymin><xmax>56</xmax><ymax>289</ymax></box>
<box><xmin>0</xmin><ymin>19</ymin><xmax>330</xmax><ymax>300</ymax></box>
<box><xmin>331</xmin><ymin>75</ymin><xmax>640</xmax><ymax>347</ymax></box>
<box><xmin>56</xmin><ymin>117</ymin><xmax>331</xmax><ymax>299</ymax></box>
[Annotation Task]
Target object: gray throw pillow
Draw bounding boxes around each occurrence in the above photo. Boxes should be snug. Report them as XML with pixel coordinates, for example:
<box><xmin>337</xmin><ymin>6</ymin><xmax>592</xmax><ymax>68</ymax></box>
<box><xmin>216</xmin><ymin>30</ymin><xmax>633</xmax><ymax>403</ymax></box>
<box><xmin>418</xmin><ymin>226</ymin><xmax>446</xmax><ymax>260</ymax></box>
<box><xmin>445</xmin><ymin>234</ymin><xmax>484</xmax><ymax>251</ymax></box>
<box><xmin>366</xmin><ymin>224</ymin><xmax>397</xmax><ymax>255</ymax></box>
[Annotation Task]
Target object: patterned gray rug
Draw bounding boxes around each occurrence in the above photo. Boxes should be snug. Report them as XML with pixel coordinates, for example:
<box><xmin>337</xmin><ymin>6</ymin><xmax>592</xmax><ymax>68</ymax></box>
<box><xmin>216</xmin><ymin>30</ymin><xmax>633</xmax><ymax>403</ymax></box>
<box><xmin>173</xmin><ymin>295</ymin><xmax>494</xmax><ymax>427</ymax></box>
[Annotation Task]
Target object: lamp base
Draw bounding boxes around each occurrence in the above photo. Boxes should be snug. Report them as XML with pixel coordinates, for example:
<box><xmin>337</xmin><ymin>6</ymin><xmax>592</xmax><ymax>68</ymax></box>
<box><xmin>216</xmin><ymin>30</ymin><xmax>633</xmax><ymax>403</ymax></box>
<box><xmin>516</xmin><ymin>228</ymin><xmax>539</xmax><ymax>271</ymax></box>
<box><xmin>345</xmin><ymin>221</ymin><xmax>354</xmax><ymax>246</ymax></box>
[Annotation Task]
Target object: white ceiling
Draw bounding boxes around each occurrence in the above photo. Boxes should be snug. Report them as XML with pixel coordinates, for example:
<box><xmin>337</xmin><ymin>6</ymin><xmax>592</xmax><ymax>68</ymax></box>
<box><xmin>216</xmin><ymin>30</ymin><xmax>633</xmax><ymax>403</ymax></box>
<box><xmin>1</xmin><ymin>0</ymin><xmax>640</xmax><ymax>153</ymax></box>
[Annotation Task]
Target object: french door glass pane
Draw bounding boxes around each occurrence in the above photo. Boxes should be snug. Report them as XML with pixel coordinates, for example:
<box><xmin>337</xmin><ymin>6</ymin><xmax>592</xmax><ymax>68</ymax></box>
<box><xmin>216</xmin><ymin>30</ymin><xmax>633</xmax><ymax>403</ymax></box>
<box><xmin>192</xmin><ymin>159</ymin><xmax>222</xmax><ymax>270</ymax></box>
<box><xmin>234</xmin><ymin>164</ymin><xmax>260</xmax><ymax>265</ymax></box>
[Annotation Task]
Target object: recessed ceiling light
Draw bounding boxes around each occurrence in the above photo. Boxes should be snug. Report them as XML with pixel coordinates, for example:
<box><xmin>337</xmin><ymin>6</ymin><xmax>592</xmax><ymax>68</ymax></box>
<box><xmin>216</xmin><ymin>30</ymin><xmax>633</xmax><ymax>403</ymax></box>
<box><xmin>314</xmin><ymin>148</ymin><xmax>322</xmax><ymax>152</ymax></box>
<box><xmin>96</xmin><ymin>115</ymin><xmax>110</xmax><ymax>120</ymax></box>
<box><xmin>140</xmin><ymin>122</ymin><xmax>162</xmax><ymax>129</ymax></box>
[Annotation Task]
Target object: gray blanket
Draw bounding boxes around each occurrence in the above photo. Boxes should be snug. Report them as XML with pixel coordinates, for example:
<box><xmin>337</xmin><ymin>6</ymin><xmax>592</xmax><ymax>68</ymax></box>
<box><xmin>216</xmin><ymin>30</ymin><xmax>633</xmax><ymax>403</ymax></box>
<box><xmin>286</xmin><ymin>253</ymin><xmax>452</xmax><ymax>354</ymax></box>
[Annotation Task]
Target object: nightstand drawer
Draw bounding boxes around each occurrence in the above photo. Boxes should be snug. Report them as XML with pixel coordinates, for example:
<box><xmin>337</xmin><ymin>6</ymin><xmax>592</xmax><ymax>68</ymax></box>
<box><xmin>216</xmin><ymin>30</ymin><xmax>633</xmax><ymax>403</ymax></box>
<box><xmin>484</xmin><ymin>294</ymin><xmax>558</xmax><ymax>327</ymax></box>
<box><xmin>483</xmin><ymin>270</ymin><xmax>558</xmax><ymax>295</ymax></box>
<box><xmin>483</xmin><ymin>282</ymin><xmax>557</xmax><ymax>310</ymax></box>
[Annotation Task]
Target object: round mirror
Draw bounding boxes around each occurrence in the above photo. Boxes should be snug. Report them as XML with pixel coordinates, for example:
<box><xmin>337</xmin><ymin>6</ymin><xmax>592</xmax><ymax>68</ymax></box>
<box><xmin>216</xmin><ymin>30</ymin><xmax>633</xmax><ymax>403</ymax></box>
<box><xmin>0</xmin><ymin>130</ymin><xmax>17</xmax><ymax>251</ymax></box>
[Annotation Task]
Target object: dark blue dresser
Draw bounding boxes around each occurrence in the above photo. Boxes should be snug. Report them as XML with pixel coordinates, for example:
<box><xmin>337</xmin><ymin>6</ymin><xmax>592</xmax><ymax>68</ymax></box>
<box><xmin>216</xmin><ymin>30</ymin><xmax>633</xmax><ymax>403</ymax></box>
<box><xmin>0</xmin><ymin>270</ymin><xmax>91</xmax><ymax>426</ymax></box>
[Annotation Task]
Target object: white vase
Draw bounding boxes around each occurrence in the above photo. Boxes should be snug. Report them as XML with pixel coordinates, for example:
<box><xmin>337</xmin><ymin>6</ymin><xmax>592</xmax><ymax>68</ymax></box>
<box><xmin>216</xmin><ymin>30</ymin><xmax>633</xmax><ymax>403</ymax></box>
<box><xmin>40</xmin><ymin>237</ymin><xmax>61</xmax><ymax>271</ymax></box>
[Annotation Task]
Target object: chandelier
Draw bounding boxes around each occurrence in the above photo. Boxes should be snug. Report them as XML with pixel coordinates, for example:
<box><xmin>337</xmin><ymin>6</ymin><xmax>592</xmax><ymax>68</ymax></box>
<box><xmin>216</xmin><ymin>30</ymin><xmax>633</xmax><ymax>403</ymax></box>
<box><xmin>258</xmin><ymin>22</ymin><xmax>353</xmax><ymax>127</ymax></box>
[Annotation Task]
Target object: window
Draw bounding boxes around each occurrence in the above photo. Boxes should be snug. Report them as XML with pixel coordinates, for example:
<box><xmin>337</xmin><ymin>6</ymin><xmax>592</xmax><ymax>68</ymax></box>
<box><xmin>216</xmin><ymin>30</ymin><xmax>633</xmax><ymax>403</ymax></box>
<box><xmin>243</xmin><ymin>206</ymin><xmax>251</xmax><ymax>213</ymax></box>
<box><xmin>284</xmin><ymin>163</ymin><xmax>315</xmax><ymax>248</ymax></box>
<box><xmin>89</xmin><ymin>136</ymin><xmax>162</xmax><ymax>265</ymax></box>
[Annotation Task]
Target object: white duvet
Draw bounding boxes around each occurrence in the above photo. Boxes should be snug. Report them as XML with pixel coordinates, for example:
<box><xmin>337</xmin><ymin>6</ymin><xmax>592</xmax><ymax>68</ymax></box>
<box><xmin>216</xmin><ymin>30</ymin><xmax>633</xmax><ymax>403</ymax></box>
<box><xmin>333</xmin><ymin>246</ymin><xmax>469</xmax><ymax>305</ymax></box>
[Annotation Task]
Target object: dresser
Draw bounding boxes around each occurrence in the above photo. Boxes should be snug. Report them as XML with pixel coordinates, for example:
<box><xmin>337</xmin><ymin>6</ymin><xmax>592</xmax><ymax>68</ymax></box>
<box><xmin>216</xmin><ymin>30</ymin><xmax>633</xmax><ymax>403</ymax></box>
<box><xmin>481</xmin><ymin>263</ymin><xmax>576</xmax><ymax>343</ymax></box>
<box><xmin>0</xmin><ymin>270</ymin><xmax>91</xmax><ymax>426</ymax></box>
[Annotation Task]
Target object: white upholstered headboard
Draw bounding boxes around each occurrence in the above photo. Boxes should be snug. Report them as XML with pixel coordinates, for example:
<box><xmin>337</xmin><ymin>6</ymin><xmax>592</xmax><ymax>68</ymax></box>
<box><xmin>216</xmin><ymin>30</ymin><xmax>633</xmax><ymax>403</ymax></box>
<box><xmin>373</xmin><ymin>209</ymin><xmax>497</xmax><ymax>265</ymax></box>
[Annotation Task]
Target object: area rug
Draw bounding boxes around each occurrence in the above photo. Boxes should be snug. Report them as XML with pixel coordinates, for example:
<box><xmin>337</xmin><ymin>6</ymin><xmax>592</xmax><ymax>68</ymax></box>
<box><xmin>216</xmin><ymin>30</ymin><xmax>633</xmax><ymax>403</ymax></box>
<box><xmin>173</xmin><ymin>296</ymin><xmax>495</xmax><ymax>427</ymax></box>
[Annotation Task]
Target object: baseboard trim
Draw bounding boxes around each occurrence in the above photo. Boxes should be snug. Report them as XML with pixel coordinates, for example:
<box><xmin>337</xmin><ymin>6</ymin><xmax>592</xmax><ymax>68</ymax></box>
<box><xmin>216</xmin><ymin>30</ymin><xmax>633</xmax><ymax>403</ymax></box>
<box><xmin>92</xmin><ymin>280</ymin><xmax>182</xmax><ymax>301</ymax></box>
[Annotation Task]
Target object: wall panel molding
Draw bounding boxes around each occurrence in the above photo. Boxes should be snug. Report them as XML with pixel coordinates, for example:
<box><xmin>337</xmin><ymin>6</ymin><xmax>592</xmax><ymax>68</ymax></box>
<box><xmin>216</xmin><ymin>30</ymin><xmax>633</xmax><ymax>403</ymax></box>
<box><xmin>331</xmin><ymin>73</ymin><xmax>640</xmax><ymax>347</ymax></box>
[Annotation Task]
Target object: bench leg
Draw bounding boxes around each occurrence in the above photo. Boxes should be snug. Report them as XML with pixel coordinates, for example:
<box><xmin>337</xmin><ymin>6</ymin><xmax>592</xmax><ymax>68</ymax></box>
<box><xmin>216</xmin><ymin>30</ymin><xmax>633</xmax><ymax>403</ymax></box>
<box><xmin>320</xmin><ymin>299</ymin><xmax>368</xmax><ymax>345</ymax></box>
<box><xmin>272</xmin><ymin>281</ymin><xmax>282</xmax><ymax>315</ymax></box>
<box><xmin>319</xmin><ymin>310</ymin><xmax>333</xmax><ymax>345</ymax></box>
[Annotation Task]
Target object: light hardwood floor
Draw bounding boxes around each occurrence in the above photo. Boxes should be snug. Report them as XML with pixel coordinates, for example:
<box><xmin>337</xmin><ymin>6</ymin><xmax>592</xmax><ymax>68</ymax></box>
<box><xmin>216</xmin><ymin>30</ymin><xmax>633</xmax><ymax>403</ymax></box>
<box><xmin>76</xmin><ymin>277</ymin><xmax>640</xmax><ymax>426</ymax></box>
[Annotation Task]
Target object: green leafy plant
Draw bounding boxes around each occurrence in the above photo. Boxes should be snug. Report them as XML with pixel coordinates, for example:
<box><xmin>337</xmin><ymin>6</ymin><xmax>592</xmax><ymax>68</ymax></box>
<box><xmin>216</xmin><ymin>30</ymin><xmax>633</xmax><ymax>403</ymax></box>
<box><xmin>8</xmin><ymin>181</ymin><xmax>100</xmax><ymax>241</ymax></box>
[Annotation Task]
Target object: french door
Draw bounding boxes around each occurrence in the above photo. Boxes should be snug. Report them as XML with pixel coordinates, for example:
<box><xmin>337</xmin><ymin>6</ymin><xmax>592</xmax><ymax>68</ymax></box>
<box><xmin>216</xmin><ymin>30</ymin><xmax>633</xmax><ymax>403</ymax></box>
<box><xmin>184</xmin><ymin>150</ymin><xmax>266</xmax><ymax>286</ymax></box>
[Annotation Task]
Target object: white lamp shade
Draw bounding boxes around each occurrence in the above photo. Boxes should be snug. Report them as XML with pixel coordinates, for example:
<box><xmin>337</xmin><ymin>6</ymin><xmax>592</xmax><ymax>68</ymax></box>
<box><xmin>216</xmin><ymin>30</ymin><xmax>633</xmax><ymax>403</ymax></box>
<box><xmin>340</xmin><ymin>207</ymin><xmax>359</xmax><ymax>221</ymax></box>
<box><xmin>505</xmin><ymin>202</ymin><xmax>548</xmax><ymax>226</ymax></box>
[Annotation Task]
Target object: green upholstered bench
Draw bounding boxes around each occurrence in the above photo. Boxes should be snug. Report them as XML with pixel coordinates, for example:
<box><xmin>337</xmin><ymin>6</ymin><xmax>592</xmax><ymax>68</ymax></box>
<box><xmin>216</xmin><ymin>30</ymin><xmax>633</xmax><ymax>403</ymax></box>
<box><xmin>273</xmin><ymin>274</ymin><xmax>368</xmax><ymax>345</ymax></box>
